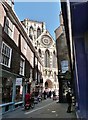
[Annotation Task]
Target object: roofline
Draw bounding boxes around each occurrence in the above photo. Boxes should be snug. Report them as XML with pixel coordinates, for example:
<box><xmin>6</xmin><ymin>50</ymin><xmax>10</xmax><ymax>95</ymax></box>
<box><xmin>54</xmin><ymin>26</ymin><xmax>60</xmax><ymax>32</ymax></box>
<box><xmin>23</xmin><ymin>18</ymin><xmax>44</xmax><ymax>24</ymax></box>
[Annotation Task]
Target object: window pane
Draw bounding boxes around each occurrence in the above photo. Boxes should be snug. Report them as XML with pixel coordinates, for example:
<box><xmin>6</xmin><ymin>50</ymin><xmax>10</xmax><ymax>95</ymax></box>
<box><xmin>2</xmin><ymin>78</ymin><xmax>13</xmax><ymax>103</ymax></box>
<box><xmin>4</xmin><ymin>17</ymin><xmax>13</xmax><ymax>38</ymax></box>
<box><xmin>15</xmin><ymin>86</ymin><xmax>23</xmax><ymax>102</ymax></box>
<box><xmin>1</xmin><ymin>42</ymin><xmax>11</xmax><ymax>67</ymax></box>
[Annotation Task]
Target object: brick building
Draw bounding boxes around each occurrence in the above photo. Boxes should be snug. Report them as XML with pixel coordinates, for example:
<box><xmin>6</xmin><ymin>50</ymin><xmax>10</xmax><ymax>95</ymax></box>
<box><xmin>0</xmin><ymin>1</ymin><xmax>43</xmax><ymax>113</ymax></box>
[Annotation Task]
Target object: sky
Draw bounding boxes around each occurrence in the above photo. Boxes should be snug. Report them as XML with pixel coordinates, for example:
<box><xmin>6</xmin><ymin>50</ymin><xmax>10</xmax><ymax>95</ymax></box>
<box><xmin>14</xmin><ymin>2</ymin><xmax>61</xmax><ymax>40</ymax></box>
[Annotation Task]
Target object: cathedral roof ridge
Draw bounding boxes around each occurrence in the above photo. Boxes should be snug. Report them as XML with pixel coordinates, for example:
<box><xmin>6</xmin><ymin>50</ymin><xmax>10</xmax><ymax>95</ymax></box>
<box><xmin>23</xmin><ymin>18</ymin><xmax>44</xmax><ymax>24</ymax></box>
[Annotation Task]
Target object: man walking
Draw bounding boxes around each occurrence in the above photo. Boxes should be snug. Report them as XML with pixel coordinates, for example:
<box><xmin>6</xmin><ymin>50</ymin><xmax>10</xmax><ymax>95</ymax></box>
<box><xmin>66</xmin><ymin>91</ymin><xmax>72</xmax><ymax>113</ymax></box>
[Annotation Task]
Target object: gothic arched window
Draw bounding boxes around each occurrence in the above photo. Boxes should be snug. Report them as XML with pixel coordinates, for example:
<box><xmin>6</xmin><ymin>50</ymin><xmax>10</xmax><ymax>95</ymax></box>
<box><xmin>39</xmin><ymin>49</ymin><xmax>42</xmax><ymax>57</ymax></box>
<box><xmin>37</xmin><ymin>27</ymin><xmax>41</xmax><ymax>38</ymax></box>
<box><xmin>53</xmin><ymin>51</ymin><xmax>56</xmax><ymax>68</ymax></box>
<box><xmin>29</xmin><ymin>26</ymin><xmax>34</xmax><ymax>39</ymax></box>
<box><xmin>45</xmin><ymin>49</ymin><xmax>50</xmax><ymax>67</ymax></box>
<box><xmin>54</xmin><ymin>72</ymin><xmax>56</xmax><ymax>82</ymax></box>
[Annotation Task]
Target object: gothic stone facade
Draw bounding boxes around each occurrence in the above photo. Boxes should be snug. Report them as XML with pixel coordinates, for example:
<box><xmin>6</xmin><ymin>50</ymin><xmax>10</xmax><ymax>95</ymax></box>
<box><xmin>22</xmin><ymin>19</ymin><xmax>59</xmax><ymax>94</ymax></box>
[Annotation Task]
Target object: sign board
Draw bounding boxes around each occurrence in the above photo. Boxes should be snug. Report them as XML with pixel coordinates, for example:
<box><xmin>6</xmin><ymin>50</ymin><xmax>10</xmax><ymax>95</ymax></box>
<box><xmin>61</xmin><ymin>60</ymin><xmax>68</xmax><ymax>73</ymax></box>
<box><xmin>16</xmin><ymin>78</ymin><xmax>22</xmax><ymax>86</ymax></box>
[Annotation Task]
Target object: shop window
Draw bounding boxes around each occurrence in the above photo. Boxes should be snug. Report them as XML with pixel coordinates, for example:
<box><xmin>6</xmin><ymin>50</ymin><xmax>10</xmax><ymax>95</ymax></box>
<box><xmin>15</xmin><ymin>85</ymin><xmax>23</xmax><ymax>102</ymax></box>
<box><xmin>2</xmin><ymin>78</ymin><xmax>13</xmax><ymax>103</ymax></box>
<box><xmin>19</xmin><ymin>57</ymin><xmax>25</xmax><ymax>76</ymax></box>
<box><xmin>4</xmin><ymin>17</ymin><xmax>13</xmax><ymax>39</ymax></box>
<box><xmin>1</xmin><ymin>42</ymin><xmax>12</xmax><ymax>68</ymax></box>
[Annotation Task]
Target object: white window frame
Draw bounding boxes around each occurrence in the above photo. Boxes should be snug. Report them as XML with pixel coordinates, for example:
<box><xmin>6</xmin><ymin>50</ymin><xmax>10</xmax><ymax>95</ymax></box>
<box><xmin>19</xmin><ymin>56</ymin><xmax>25</xmax><ymax>76</ymax></box>
<box><xmin>4</xmin><ymin>17</ymin><xmax>14</xmax><ymax>39</ymax></box>
<box><xmin>1</xmin><ymin>41</ymin><xmax>12</xmax><ymax>68</ymax></box>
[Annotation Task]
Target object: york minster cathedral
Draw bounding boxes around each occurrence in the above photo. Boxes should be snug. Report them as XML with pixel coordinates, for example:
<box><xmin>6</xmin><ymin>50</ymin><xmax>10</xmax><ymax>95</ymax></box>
<box><xmin>22</xmin><ymin>18</ymin><xmax>59</xmax><ymax>95</ymax></box>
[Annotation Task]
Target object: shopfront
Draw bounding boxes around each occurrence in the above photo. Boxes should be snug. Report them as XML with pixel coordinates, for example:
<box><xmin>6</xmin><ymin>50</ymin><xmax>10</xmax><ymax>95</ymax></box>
<box><xmin>1</xmin><ymin>70</ymin><xmax>26</xmax><ymax>114</ymax></box>
<box><xmin>2</xmin><ymin>77</ymin><xmax>13</xmax><ymax>104</ymax></box>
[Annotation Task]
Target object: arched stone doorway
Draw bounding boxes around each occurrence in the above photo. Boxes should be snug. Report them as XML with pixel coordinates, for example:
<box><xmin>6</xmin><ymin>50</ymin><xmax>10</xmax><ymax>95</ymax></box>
<box><xmin>45</xmin><ymin>79</ymin><xmax>53</xmax><ymax>89</ymax></box>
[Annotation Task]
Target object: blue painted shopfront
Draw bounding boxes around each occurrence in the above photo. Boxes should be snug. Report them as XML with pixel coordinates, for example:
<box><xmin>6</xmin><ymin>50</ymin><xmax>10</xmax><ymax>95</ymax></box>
<box><xmin>71</xmin><ymin>2</ymin><xmax>88</xmax><ymax>118</ymax></box>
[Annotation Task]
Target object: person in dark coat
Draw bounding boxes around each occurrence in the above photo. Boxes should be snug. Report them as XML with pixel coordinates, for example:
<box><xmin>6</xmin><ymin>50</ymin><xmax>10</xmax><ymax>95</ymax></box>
<box><xmin>49</xmin><ymin>90</ymin><xmax>51</xmax><ymax>98</ymax></box>
<box><xmin>53</xmin><ymin>90</ymin><xmax>56</xmax><ymax>100</ymax></box>
<box><xmin>66</xmin><ymin>91</ymin><xmax>72</xmax><ymax>113</ymax></box>
<box><xmin>44</xmin><ymin>90</ymin><xmax>47</xmax><ymax>99</ymax></box>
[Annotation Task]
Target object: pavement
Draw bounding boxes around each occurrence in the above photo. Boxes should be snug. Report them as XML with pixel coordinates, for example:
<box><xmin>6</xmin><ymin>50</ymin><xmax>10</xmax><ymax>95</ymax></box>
<box><xmin>2</xmin><ymin>99</ymin><xmax>76</xmax><ymax>119</ymax></box>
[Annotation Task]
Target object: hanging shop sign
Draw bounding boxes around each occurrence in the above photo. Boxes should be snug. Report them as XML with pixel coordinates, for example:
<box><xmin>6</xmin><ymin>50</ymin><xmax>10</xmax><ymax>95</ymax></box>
<box><xmin>16</xmin><ymin>78</ymin><xmax>22</xmax><ymax>86</ymax></box>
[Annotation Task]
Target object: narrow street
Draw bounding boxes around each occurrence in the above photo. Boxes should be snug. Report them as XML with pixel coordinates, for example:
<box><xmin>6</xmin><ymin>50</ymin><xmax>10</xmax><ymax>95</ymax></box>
<box><xmin>1</xmin><ymin>0</ymin><xmax>88</xmax><ymax>119</ymax></box>
<box><xmin>2</xmin><ymin>99</ymin><xmax>76</xmax><ymax>118</ymax></box>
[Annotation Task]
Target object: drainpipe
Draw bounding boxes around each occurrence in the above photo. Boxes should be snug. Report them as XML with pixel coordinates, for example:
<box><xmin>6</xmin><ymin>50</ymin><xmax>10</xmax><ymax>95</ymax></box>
<box><xmin>66</xmin><ymin>0</ymin><xmax>73</xmax><ymax>65</ymax></box>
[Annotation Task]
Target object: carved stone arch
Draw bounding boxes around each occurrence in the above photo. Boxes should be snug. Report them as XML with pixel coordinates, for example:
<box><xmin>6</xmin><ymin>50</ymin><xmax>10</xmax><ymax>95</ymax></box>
<box><xmin>45</xmin><ymin>49</ymin><xmax>50</xmax><ymax>54</ymax></box>
<box><xmin>45</xmin><ymin>49</ymin><xmax>50</xmax><ymax>67</ymax></box>
<box><xmin>29</xmin><ymin>26</ymin><xmax>34</xmax><ymax>39</ymax></box>
<box><xmin>29</xmin><ymin>26</ymin><xmax>34</xmax><ymax>33</ymax></box>
<box><xmin>45</xmin><ymin>79</ymin><xmax>53</xmax><ymax>89</ymax></box>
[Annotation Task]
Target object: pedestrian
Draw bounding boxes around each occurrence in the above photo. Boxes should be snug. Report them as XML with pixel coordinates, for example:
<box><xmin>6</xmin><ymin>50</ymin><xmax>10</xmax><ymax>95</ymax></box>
<box><xmin>66</xmin><ymin>91</ymin><xmax>72</xmax><ymax>113</ymax></box>
<box><xmin>49</xmin><ymin>90</ymin><xmax>51</xmax><ymax>98</ymax></box>
<box><xmin>44</xmin><ymin>90</ymin><xmax>47</xmax><ymax>99</ymax></box>
<box><xmin>25</xmin><ymin>90</ymin><xmax>31</xmax><ymax>105</ymax></box>
<box><xmin>53</xmin><ymin>90</ymin><xmax>56</xmax><ymax>100</ymax></box>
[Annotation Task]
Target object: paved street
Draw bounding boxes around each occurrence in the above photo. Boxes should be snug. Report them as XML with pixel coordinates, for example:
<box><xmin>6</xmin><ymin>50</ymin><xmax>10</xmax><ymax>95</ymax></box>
<box><xmin>2</xmin><ymin>99</ymin><xmax>76</xmax><ymax>119</ymax></box>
